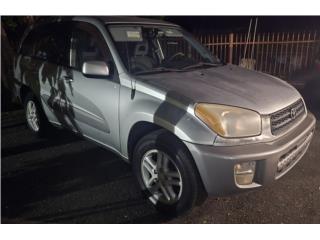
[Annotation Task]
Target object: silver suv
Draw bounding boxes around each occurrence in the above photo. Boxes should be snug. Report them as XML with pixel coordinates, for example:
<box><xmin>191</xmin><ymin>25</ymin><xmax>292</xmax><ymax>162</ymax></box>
<box><xmin>14</xmin><ymin>16</ymin><xmax>316</xmax><ymax>215</ymax></box>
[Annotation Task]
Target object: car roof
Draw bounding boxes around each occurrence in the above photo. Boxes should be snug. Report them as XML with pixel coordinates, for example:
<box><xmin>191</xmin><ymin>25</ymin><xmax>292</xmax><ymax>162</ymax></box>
<box><xmin>19</xmin><ymin>16</ymin><xmax>180</xmax><ymax>51</ymax></box>
<box><xmin>32</xmin><ymin>16</ymin><xmax>179</xmax><ymax>29</ymax></box>
<box><xmin>93</xmin><ymin>16</ymin><xmax>179</xmax><ymax>27</ymax></box>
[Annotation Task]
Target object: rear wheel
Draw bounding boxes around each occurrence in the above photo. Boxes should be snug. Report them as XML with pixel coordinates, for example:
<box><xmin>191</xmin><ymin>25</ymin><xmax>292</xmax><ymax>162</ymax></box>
<box><xmin>132</xmin><ymin>129</ymin><xmax>206</xmax><ymax>216</ymax></box>
<box><xmin>24</xmin><ymin>92</ymin><xmax>50</xmax><ymax>137</ymax></box>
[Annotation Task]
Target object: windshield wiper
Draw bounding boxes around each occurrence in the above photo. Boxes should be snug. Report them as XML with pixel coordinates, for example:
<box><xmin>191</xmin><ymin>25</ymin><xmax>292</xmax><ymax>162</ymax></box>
<box><xmin>181</xmin><ymin>62</ymin><xmax>223</xmax><ymax>70</ymax></box>
<box><xmin>134</xmin><ymin>67</ymin><xmax>182</xmax><ymax>75</ymax></box>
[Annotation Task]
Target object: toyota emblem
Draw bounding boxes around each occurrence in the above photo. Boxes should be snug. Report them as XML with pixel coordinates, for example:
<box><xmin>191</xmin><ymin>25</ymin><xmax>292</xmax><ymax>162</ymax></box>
<box><xmin>290</xmin><ymin>108</ymin><xmax>297</xmax><ymax>119</ymax></box>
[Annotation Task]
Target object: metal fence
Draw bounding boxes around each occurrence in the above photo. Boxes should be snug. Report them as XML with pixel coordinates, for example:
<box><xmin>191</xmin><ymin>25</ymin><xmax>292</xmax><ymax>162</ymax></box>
<box><xmin>196</xmin><ymin>30</ymin><xmax>320</xmax><ymax>81</ymax></box>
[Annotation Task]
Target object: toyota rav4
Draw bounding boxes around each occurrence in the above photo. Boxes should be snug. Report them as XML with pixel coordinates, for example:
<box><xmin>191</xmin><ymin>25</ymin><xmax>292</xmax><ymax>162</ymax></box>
<box><xmin>13</xmin><ymin>16</ymin><xmax>316</xmax><ymax>216</ymax></box>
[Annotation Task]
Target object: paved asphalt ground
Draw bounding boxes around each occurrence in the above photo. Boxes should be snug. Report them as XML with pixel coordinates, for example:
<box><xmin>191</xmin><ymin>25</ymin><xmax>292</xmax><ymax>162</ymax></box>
<box><xmin>1</xmin><ymin>109</ymin><xmax>320</xmax><ymax>223</ymax></box>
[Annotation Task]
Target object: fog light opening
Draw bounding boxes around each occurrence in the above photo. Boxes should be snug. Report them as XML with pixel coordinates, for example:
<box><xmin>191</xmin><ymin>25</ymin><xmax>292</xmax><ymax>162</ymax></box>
<box><xmin>234</xmin><ymin>161</ymin><xmax>256</xmax><ymax>185</ymax></box>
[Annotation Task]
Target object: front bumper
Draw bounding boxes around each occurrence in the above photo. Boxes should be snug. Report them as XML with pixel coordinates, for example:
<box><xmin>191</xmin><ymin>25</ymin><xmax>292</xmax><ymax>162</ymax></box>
<box><xmin>184</xmin><ymin>112</ymin><xmax>316</xmax><ymax>196</ymax></box>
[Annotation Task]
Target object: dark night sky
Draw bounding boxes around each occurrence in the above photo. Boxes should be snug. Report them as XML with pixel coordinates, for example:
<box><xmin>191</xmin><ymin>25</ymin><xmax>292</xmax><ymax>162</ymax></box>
<box><xmin>159</xmin><ymin>16</ymin><xmax>320</xmax><ymax>33</ymax></box>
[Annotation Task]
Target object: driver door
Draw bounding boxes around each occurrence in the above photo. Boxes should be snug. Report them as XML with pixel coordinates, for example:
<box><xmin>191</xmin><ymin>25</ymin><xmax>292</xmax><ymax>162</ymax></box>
<box><xmin>61</xmin><ymin>22</ymin><xmax>120</xmax><ymax>151</ymax></box>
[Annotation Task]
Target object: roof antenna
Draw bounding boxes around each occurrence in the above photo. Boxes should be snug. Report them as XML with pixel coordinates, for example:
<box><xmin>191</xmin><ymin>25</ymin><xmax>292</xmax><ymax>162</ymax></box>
<box><xmin>250</xmin><ymin>18</ymin><xmax>258</xmax><ymax>61</ymax></box>
<box><xmin>243</xmin><ymin>18</ymin><xmax>252</xmax><ymax>61</ymax></box>
<box><xmin>240</xmin><ymin>17</ymin><xmax>258</xmax><ymax>70</ymax></box>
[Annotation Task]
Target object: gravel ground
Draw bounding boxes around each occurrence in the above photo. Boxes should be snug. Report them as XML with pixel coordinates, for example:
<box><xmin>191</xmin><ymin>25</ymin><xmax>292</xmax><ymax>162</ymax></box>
<box><xmin>1</xmin><ymin>109</ymin><xmax>320</xmax><ymax>223</ymax></box>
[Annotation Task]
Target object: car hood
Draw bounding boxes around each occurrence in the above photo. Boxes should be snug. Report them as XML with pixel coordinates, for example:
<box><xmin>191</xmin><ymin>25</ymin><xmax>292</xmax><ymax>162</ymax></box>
<box><xmin>135</xmin><ymin>65</ymin><xmax>302</xmax><ymax>115</ymax></box>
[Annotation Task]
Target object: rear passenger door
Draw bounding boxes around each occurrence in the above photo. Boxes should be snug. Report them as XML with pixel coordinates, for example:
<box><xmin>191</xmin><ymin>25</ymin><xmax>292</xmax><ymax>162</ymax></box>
<box><xmin>33</xmin><ymin>23</ymin><xmax>72</xmax><ymax>126</ymax></box>
<box><xmin>16</xmin><ymin>23</ymin><xmax>71</xmax><ymax>126</ymax></box>
<box><xmin>62</xmin><ymin>22</ymin><xmax>120</xmax><ymax>151</ymax></box>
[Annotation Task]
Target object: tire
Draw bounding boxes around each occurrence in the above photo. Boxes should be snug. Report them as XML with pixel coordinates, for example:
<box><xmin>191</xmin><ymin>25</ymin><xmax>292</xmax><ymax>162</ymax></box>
<box><xmin>24</xmin><ymin>92</ymin><xmax>51</xmax><ymax>137</ymax></box>
<box><xmin>132</xmin><ymin>129</ymin><xmax>206</xmax><ymax>216</ymax></box>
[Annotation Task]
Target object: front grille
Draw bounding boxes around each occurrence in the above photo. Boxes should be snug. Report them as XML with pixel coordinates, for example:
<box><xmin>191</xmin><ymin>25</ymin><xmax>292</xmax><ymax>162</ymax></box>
<box><xmin>270</xmin><ymin>99</ymin><xmax>305</xmax><ymax>135</ymax></box>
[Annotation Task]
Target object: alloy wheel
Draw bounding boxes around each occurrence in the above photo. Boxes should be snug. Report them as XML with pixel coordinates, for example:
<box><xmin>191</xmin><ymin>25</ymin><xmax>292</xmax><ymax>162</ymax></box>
<box><xmin>26</xmin><ymin>100</ymin><xmax>40</xmax><ymax>132</ymax></box>
<box><xmin>141</xmin><ymin>149</ymin><xmax>183</xmax><ymax>205</ymax></box>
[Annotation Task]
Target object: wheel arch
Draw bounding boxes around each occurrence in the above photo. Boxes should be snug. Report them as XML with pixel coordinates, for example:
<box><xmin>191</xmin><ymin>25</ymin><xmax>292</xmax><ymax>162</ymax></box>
<box><xmin>126</xmin><ymin>119</ymin><xmax>201</xmax><ymax>163</ymax></box>
<box><xmin>126</xmin><ymin>120</ymin><xmax>201</xmax><ymax>168</ymax></box>
<box><xmin>127</xmin><ymin>121</ymin><xmax>162</xmax><ymax>162</ymax></box>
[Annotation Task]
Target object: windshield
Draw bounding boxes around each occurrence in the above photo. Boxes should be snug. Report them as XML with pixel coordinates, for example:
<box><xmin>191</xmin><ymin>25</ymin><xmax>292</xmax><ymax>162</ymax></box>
<box><xmin>107</xmin><ymin>25</ymin><xmax>221</xmax><ymax>75</ymax></box>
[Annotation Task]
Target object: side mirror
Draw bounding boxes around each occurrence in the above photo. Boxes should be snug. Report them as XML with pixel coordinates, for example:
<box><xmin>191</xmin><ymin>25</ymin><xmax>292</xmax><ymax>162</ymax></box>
<box><xmin>82</xmin><ymin>61</ymin><xmax>110</xmax><ymax>78</ymax></box>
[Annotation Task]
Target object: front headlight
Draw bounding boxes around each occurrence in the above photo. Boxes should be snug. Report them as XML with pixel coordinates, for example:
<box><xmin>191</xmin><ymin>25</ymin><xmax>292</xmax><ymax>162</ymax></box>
<box><xmin>195</xmin><ymin>103</ymin><xmax>262</xmax><ymax>138</ymax></box>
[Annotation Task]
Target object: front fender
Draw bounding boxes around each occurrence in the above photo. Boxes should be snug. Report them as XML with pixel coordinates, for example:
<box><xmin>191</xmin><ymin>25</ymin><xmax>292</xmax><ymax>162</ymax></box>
<box><xmin>119</xmin><ymin>82</ymin><xmax>216</xmax><ymax>158</ymax></box>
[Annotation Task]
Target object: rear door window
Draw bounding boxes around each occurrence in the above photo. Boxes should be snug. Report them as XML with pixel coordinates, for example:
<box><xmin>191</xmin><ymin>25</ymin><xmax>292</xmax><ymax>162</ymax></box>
<box><xmin>33</xmin><ymin>23</ymin><xmax>70</xmax><ymax>66</ymax></box>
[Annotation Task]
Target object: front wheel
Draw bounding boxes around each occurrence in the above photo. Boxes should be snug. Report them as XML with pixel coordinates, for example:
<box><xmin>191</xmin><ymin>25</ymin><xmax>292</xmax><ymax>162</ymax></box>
<box><xmin>132</xmin><ymin>130</ymin><xmax>206</xmax><ymax>216</ymax></box>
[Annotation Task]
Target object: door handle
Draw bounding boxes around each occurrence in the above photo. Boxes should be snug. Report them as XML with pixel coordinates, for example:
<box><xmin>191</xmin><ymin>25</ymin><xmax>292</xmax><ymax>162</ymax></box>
<box><xmin>62</xmin><ymin>76</ymin><xmax>73</xmax><ymax>83</ymax></box>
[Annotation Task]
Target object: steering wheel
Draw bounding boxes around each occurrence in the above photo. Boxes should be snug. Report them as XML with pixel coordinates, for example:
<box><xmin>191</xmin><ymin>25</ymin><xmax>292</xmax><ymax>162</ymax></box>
<box><xmin>168</xmin><ymin>52</ymin><xmax>185</xmax><ymax>62</ymax></box>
